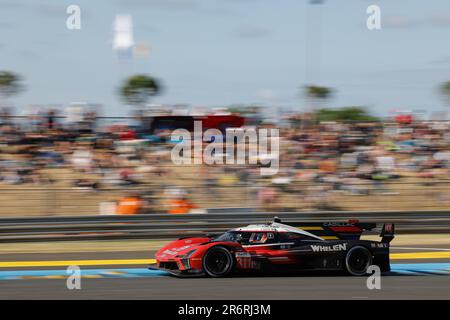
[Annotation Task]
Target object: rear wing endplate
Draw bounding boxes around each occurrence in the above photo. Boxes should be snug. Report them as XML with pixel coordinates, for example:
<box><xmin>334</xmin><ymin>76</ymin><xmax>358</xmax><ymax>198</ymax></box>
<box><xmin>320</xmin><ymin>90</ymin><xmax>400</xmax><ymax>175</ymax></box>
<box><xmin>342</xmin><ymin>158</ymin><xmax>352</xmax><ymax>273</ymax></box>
<box><xmin>380</xmin><ymin>223</ymin><xmax>395</xmax><ymax>243</ymax></box>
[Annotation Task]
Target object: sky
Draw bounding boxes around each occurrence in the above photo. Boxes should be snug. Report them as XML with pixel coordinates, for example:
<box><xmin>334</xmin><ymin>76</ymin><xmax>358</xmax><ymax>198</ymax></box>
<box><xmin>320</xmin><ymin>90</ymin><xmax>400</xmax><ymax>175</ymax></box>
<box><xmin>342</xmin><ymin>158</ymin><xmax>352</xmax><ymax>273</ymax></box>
<box><xmin>0</xmin><ymin>0</ymin><xmax>450</xmax><ymax>117</ymax></box>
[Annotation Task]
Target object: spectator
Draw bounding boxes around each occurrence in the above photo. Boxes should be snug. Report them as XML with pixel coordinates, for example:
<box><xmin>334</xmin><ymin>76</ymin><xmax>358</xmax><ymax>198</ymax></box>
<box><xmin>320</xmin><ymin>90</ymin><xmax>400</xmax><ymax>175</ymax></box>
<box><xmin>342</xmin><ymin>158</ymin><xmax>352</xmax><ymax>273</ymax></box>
<box><xmin>116</xmin><ymin>193</ymin><xmax>144</xmax><ymax>215</ymax></box>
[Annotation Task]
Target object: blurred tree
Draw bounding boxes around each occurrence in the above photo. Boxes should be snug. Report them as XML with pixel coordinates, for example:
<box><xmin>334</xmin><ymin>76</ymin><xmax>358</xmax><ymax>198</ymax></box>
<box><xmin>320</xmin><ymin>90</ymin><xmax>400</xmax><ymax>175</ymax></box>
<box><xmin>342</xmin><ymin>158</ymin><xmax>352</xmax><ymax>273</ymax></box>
<box><xmin>304</xmin><ymin>85</ymin><xmax>332</xmax><ymax>111</ymax></box>
<box><xmin>0</xmin><ymin>71</ymin><xmax>23</xmax><ymax>98</ymax></box>
<box><xmin>120</xmin><ymin>74</ymin><xmax>161</xmax><ymax>107</ymax></box>
<box><xmin>440</xmin><ymin>81</ymin><xmax>450</xmax><ymax>106</ymax></box>
<box><xmin>315</xmin><ymin>107</ymin><xmax>379</xmax><ymax>122</ymax></box>
<box><xmin>305</xmin><ymin>85</ymin><xmax>332</xmax><ymax>100</ymax></box>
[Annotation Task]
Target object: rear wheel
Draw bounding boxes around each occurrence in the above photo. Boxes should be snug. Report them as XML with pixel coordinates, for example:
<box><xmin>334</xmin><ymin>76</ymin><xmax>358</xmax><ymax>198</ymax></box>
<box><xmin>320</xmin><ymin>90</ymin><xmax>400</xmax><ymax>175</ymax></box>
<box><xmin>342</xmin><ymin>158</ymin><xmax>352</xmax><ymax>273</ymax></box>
<box><xmin>345</xmin><ymin>246</ymin><xmax>373</xmax><ymax>276</ymax></box>
<box><xmin>203</xmin><ymin>246</ymin><xmax>234</xmax><ymax>277</ymax></box>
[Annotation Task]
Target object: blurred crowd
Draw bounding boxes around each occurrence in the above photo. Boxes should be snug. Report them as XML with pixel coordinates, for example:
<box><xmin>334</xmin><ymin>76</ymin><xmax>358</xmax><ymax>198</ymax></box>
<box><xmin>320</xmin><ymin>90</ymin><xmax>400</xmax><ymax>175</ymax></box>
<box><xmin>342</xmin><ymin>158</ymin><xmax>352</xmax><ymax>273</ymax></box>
<box><xmin>1</xmin><ymin>108</ymin><xmax>450</xmax><ymax>215</ymax></box>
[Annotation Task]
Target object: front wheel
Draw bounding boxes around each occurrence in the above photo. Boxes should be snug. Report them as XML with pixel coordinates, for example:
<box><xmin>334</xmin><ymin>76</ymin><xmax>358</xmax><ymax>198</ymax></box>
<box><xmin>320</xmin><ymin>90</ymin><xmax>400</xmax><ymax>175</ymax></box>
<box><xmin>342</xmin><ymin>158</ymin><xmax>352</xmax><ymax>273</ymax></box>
<box><xmin>345</xmin><ymin>246</ymin><xmax>373</xmax><ymax>276</ymax></box>
<box><xmin>203</xmin><ymin>246</ymin><xmax>234</xmax><ymax>277</ymax></box>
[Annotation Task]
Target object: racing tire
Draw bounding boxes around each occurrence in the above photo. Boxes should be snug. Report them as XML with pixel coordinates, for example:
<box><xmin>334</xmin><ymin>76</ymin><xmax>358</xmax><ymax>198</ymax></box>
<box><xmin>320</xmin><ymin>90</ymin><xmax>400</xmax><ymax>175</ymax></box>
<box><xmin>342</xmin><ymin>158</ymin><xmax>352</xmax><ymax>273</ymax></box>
<box><xmin>203</xmin><ymin>246</ymin><xmax>234</xmax><ymax>277</ymax></box>
<box><xmin>345</xmin><ymin>246</ymin><xmax>373</xmax><ymax>276</ymax></box>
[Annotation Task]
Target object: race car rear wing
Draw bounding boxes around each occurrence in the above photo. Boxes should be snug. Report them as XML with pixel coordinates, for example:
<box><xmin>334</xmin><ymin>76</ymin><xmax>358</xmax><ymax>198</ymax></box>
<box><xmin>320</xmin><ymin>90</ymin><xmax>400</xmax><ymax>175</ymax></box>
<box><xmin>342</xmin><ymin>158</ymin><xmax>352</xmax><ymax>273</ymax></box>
<box><xmin>274</xmin><ymin>218</ymin><xmax>394</xmax><ymax>242</ymax></box>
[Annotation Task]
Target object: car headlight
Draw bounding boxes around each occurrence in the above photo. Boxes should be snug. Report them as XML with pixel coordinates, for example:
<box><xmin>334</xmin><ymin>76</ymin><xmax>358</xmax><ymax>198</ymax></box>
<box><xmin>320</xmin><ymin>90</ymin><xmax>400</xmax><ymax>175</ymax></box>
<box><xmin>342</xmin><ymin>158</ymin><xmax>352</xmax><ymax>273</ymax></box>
<box><xmin>183</xmin><ymin>249</ymin><xmax>197</xmax><ymax>258</ymax></box>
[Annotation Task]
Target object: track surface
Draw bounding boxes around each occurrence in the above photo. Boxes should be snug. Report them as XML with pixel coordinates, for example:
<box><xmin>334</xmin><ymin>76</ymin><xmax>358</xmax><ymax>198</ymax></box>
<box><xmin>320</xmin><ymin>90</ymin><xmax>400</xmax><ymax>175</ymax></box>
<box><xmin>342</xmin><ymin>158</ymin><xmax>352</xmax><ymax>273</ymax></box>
<box><xmin>1</xmin><ymin>246</ymin><xmax>450</xmax><ymax>299</ymax></box>
<box><xmin>1</xmin><ymin>274</ymin><xmax>450</xmax><ymax>299</ymax></box>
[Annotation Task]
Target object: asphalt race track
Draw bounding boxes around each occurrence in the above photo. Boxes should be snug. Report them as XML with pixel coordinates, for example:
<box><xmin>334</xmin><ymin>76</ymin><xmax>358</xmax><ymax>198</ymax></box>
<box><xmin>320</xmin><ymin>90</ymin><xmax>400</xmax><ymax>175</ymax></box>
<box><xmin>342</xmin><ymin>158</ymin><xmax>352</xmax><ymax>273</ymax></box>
<box><xmin>1</xmin><ymin>247</ymin><xmax>450</xmax><ymax>299</ymax></box>
<box><xmin>2</xmin><ymin>274</ymin><xmax>450</xmax><ymax>300</ymax></box>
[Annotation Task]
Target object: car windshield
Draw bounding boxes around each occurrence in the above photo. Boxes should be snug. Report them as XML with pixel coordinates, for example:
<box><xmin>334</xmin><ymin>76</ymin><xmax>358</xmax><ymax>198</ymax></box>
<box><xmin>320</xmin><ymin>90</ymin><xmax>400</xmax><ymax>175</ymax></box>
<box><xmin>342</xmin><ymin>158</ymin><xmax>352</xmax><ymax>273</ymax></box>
<box><xmin>213</xmin><ymin>231</ymin><xmax>249</xmax><ymax>243</ymax></box>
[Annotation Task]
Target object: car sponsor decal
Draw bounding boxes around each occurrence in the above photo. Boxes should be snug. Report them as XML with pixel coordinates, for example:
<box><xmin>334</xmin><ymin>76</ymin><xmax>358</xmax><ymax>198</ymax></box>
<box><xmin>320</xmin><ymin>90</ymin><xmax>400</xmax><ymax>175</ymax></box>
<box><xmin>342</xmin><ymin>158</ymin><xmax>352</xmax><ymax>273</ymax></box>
<box><xmin>310</xmin><ymin>243</ymin><xmax>347</xmax><ymax>252</ymax></box>
<box><xmin>323</xmin><ymin>222</ymin><xmax>355</xmax><ymax>227</ymax></box>
<box><xmin>235</xmin><ymin>252</ymin><xmax>253</xmax><ymax>269</ymax></box>
<box><xmin>371</xmin><ymin>243</ymin><xmax>389</xmax><ymax>248</ymax></box>
<box><xmin>161</xmin><ymin>245</ymin><xmax>194</xmax><ymax>256</ymax></box>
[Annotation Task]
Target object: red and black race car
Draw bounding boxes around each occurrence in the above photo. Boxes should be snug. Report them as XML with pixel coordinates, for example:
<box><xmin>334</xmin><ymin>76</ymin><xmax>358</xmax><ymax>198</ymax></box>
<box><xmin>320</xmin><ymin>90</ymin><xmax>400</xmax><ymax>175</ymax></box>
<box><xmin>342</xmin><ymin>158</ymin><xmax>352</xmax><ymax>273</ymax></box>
<box><xmin>152</xmin><ymin>218</ymin><xmax>395</xmax><ymax>277</ymax></box>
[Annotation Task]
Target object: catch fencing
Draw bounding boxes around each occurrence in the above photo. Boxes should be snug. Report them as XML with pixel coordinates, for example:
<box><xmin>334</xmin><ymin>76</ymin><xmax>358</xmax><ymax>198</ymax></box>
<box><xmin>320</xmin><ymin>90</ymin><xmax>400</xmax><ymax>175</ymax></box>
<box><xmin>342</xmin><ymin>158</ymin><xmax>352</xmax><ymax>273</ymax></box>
<box><xmin>1</xmin><ymin>210</ymin><xmax>449</xmax><ymax>242</ymax></box>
